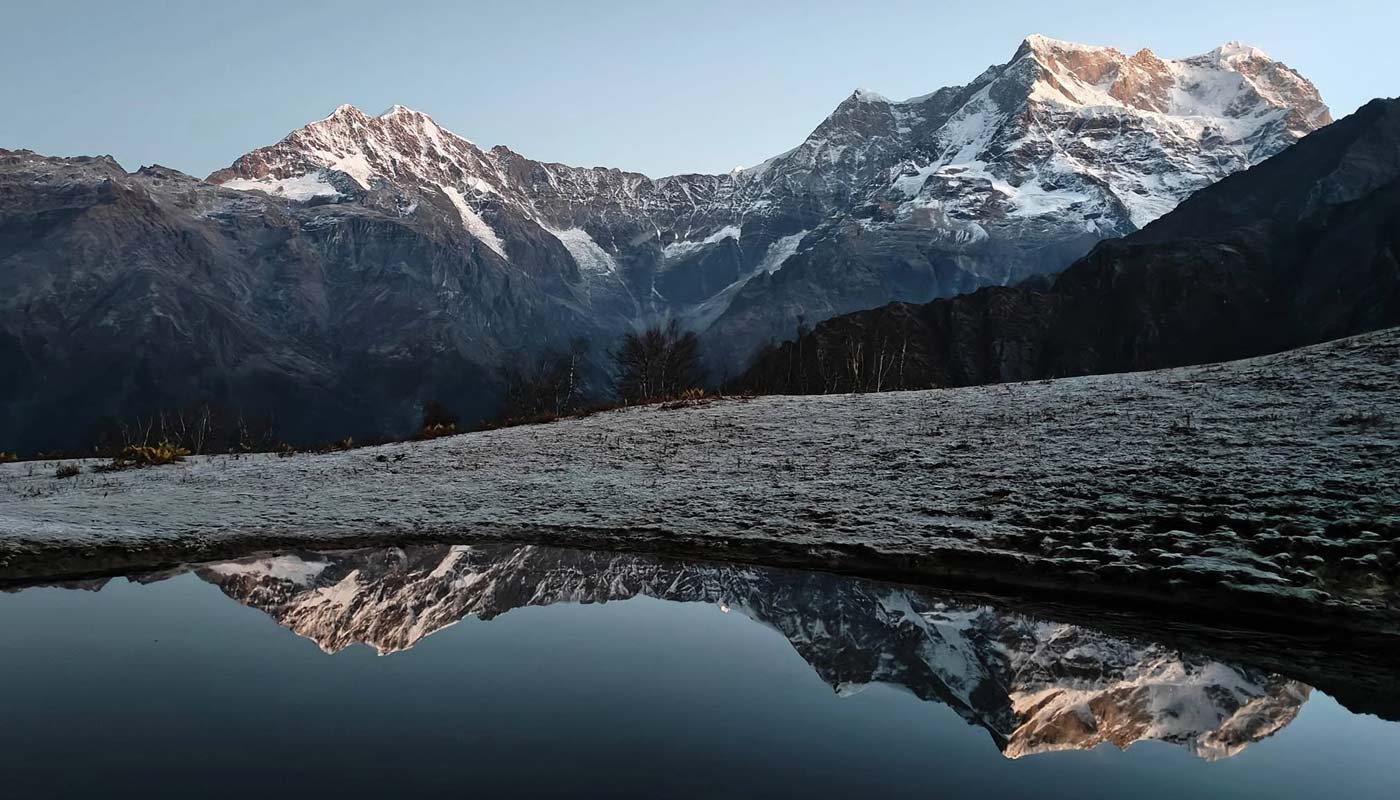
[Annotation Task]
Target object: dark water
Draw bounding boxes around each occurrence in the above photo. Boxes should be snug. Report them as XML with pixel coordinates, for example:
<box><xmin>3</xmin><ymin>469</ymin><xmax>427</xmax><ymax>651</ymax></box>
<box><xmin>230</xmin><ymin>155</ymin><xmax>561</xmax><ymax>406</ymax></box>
<box><xmin>2</xmin><ymin>544</ymin><xmax>1397</xmax><ymax>799</ymax></box>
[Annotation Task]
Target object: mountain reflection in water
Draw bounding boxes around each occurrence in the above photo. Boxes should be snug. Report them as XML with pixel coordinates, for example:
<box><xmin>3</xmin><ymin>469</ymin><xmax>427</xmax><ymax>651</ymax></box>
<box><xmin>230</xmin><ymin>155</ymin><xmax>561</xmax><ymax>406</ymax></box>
<box><xmin>188</xmin><ymin>543</ymin><xmax>1310</xmax><ymax>762</ymax></box>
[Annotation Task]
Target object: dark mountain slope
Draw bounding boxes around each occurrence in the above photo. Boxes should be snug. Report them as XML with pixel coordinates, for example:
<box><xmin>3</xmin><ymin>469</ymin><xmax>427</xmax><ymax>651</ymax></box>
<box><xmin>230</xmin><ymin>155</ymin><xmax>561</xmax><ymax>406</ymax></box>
<box><xmin>0</xmin><ymin>153</ymin><xmax>589</xmax><ymax>452</ymax></box>
<box><xmin>740</xmin><ymin>98</ymin><xmax>1400</xmax><ymax>393</ymax></box>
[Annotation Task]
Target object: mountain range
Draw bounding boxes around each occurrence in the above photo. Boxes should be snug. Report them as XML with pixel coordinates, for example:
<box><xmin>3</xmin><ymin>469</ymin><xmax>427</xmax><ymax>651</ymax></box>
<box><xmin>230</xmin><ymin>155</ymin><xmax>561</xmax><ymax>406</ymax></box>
<box><xmin>741</xmin><ymin>95</ymin><xmax>1400</xmax><ymax>391</ymax></box>
<box><xmin>0</xmin><ymin>35</ymin><xmax>1333</xmax><ymax>450</ymax></box>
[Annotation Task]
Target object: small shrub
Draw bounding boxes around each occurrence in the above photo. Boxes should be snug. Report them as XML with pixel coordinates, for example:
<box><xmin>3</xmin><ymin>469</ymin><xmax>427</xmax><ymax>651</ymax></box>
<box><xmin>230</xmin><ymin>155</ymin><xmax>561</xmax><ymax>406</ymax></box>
<box><xmin>0</xmin><ymin>452</ymin><xmax>18</xmax><ymax>464</ymax></box>
<box><xmin>421</xmin><ymin>400</ymin><xmax>459</xmax><ymax>430</ymax></box>
<box><xmin>474</xmin><ymin>399</ymin><xmax>632</xmax><ymax>432</ymax></box>
<box><xmin>54</xmin><ymin>463</ymin><xmax>81</xmax><ymax>479</ymax></box>
<box><xmin>418</xmin><ymin>422</ymin><xmax>459</xmax><ymax>440</ymax></box>
<box><xmin>659</xmin><ymin>387</ymin><xmax>715</xmax><ymax>410</ymax></box>
<box><xmin>99</xmin><ymin>442</ymin><xmax>191</xmax><ymax>472</ymax></box>
<box><xmin>614</xmin><ymin>321</ymin><xmax>705</xmax><ymax>405</ymax></box>
<box><xmin>494</xmin><ymin>339</ymin><xmax>591</xmax><ymax>424</ymax></box>
<box><xmin>311</xmin><ymin>437</ymin><xmax>356</xmax><ymax>454</ymax></box>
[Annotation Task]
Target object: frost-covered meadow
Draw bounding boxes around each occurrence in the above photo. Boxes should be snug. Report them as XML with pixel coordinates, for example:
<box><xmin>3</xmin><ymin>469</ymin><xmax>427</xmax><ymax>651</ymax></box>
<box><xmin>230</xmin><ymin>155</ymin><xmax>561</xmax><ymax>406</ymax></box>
<box><xmin>2</xmin><ymin>329</ymin><xmax>1396</xmax><ymax>633</ymax></box>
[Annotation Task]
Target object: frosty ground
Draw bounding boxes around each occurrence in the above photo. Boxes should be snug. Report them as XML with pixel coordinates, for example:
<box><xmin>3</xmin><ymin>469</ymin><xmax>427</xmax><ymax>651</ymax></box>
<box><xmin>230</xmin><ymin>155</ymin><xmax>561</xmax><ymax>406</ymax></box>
<box><xmin>2</xmin><ymin>329</ymin><xmax>1397</xmax><ymax>634</ymax></box>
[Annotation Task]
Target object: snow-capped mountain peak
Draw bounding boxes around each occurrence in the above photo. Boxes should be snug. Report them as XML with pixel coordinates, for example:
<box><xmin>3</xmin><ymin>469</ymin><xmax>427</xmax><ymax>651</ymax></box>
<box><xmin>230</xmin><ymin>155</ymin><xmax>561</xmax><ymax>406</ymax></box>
<box><xmin>211</xmin><ymin>101</ymin><xmax>494</xmax><ymax>189</ymax></box>
<box><xmin>204</xmin><ymin>35</ymin><xmax>1332</xmax><ymax>367</ymax></box>
<box><xmin>1210</xmin><ymin>40</ymin><xmax>1272</xmax><ymax>64</ymax></box>
<box><xmin>376</xmin><ymin>103</ymin><xmax>419</xmax><ymax>119</ymax></box>
<box><xmin>326</xmin><ymin>103</ymin><xmax>367</xmax><ymax>121</ymax></box>
<box><xmin>208</xmin><ymin>102</ymin><xmax>521</xmax><ymax>258</ymax></box>
<box><xmin>850</xmin><ymin>87</ymin><xmax>891</xmax><ymax>104</ymax></box>
<box><xmin>1018</xmin><ymin>32</ymin><xmax>1125</xmax><ymax>57</ymax></box>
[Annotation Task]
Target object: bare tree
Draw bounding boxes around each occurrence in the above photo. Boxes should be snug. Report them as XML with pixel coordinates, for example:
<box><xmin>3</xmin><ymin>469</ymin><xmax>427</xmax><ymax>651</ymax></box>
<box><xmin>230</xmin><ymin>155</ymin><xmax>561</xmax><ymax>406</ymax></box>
<box><xmin>90</xmin><ymin>404</ymin><xmax>278</xmax><ymax>456</ymax></box>
<box><xmin>614</xmin><ymin>321</ymin><xmax>705</xmax><ymax>404</ymax></box>
<box><xmin>554</xmin><ymin>337</ymin><xmax>587</xmax><ymax>415</ymax></box>
<box><xmin>498</xmin><ymin>338</ymin><xmax>591</xmax><ymax>420</ymax></box>
<box><xmin>738</xmin><ymin>303</ymin><xmax>932</xmax><ymax>395</ymax></box>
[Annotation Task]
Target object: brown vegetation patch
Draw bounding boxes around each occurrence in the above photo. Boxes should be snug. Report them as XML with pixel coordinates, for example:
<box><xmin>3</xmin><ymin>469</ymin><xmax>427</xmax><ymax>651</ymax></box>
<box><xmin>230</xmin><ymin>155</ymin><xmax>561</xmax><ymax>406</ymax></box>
<box><xmin>96</xmin><ymin>442</ymin><xmax>191</xmax><ymax>472</ymax></box>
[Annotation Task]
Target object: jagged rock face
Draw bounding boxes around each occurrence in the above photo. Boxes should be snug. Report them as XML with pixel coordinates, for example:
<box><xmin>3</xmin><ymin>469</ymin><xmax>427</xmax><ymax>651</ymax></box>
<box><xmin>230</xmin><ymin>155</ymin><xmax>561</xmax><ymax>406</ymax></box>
<box><xmin>0</xmin><ymin>36</ymin><xmax>1329</xmax><ymax>449</ymax></box>
<box><xmin>196</xmin><ymin>544</ymin><xmax>1310</xmax><ymax>761</ymax></box>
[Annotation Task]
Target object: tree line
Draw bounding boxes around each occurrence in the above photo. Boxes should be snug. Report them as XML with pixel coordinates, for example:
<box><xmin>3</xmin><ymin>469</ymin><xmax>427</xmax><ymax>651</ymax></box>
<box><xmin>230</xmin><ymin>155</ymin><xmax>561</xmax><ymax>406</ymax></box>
<box><xmin>490</xmin><ymin>320</ymin><xmax>706</xmax><ymax>425</ymax></box>
<box><xmin>6</xmin><ymin>310</ymin><xmax>945</xmax><ymax>460</ymax></box>
<box><xmin>740</xmin><ymin>305</ymin><xmax>933</xmax><ymax>395</ymax></box>
<box><xmin>12</xmin><ymin>312</ymin><xmax>945</xmax><ymax>461</ymax></box>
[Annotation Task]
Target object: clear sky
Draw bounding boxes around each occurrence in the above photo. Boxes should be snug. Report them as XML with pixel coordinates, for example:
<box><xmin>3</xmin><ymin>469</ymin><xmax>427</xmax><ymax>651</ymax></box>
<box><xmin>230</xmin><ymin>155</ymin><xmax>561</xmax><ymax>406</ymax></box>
<box><xmin>3</xmin><ymin>0</ymin><xmax>1396</xmax><ymax>179</ymax></box>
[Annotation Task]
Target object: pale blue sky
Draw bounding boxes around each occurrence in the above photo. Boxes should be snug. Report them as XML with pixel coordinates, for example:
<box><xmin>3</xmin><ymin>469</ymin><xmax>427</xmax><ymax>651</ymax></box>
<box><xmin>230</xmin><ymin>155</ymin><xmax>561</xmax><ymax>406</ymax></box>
<box><xmin>3</xmin><ymin>0</ymin><xmax>1395</xmax><ymax>178</ymax></box>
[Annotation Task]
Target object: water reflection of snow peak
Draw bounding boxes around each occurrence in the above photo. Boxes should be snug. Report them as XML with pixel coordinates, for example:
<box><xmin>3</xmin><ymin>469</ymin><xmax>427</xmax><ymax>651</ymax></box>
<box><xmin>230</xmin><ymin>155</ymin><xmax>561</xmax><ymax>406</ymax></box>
<box><xmin>195</xmin><ymin>543</ymin><xmax>1311</xmax><ymax>760</ymax></box>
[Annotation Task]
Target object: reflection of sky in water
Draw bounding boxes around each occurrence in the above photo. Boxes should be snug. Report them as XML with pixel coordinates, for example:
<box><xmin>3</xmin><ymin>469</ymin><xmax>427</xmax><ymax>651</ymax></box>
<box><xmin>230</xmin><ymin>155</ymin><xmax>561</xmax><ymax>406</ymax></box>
<box><xmin>1</xmin><ymin>560</ymin><xmax>1398</xmax><ymax>799</ymax></box>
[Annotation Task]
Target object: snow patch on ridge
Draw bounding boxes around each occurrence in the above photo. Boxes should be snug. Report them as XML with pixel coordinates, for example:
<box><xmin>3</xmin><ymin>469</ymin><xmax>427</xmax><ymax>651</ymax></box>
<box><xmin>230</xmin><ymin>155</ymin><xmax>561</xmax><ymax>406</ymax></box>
<box><xmin>1021</xmin><ymin>33</ymin><xmax>1108</xmax><ymax>55</ymax></box>
<box><xmin>549</xmin><ymin>226</ymin><xmax>618</xmax><ymax>274</ymax></box>
<box><xmin>441</xmin><ymin>185</ymin><xmax>507</xmax><ymax>259</ymax></box>
<box><xmin>705</xmin><ymin>225</ymin><xmax>742</xmax><ymax>244</ymax></box>
<box><xmin>220</xmin><ymin>172</ymin><xmax>342</xmax><ymax>201</ymax></box>
<box><xmin>682</xmin><ymin>229</ymin><xmax>809</xmax><ymax>331</ymax></box>
<box><xmin>757</xmin><ymin>230</ymin><xmax>806</xmax><ymax>274</ymax></box>
<box><xmin>663</xmin><ymin>225</ymin><xmax>742</xmax><ymax>261</ymax></box>
<box><xmin>328</xmin><ymin>154</ymin><xmax>374</xmax><ymax>189</ymax></box>
<box><xmin>1211</xmin><ymin>41</ymin><xmax>1271</xmax><ymax>64</ymax></box>
<box><xmin>852</xmin><ymin>88</ymin><xmax>890</xmax><ymax>103</ymax></box>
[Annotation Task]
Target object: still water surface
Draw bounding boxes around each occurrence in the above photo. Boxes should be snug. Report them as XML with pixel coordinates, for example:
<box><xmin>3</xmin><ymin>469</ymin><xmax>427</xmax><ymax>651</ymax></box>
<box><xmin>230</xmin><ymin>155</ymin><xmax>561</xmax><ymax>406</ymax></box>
<box><xmin>2</xmin><ymin>543</ymin><xmax>1397</xmax><ymax>799</ymax></box>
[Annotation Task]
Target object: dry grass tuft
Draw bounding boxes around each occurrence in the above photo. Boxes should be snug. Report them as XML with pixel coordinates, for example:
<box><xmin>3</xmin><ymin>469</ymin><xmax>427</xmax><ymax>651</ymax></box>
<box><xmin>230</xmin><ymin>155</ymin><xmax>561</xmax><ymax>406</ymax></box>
<box><xmin>97</xmin><ymin>442</ymin><xmax>191</xmax><ymax>472</ymax></box>
<box><xmin>418</xmin><ymin>423</ymin><xmax>459</xmax><ymax>440</ymax></box>
<box><xmin>659</xmin><ymin>388</ymin><xmax>715</xmax><ymax>410</ymax></box>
